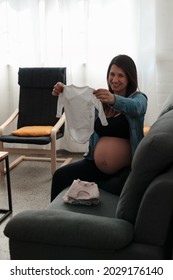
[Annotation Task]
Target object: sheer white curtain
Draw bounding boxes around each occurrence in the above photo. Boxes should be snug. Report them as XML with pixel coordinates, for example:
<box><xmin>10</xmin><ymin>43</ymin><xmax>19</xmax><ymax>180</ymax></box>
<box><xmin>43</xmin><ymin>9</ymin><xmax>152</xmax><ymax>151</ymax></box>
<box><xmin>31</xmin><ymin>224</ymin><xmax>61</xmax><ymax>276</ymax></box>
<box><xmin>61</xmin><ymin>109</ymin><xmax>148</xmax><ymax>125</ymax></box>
<box><xmin>0</xmin><ymin>0</ymin><xmax>172</xmax><ymax>152</ymax></box>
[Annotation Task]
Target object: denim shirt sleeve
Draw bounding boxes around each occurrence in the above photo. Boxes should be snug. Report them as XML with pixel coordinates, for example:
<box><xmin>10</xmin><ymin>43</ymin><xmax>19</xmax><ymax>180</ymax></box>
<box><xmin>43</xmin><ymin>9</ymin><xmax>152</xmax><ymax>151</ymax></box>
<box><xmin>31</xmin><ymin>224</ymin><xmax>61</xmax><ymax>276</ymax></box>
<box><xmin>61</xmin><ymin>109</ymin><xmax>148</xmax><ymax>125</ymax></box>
<box><xmin>112</xmin><ymin>92</ymin><xmax>147</xmax><ymax>116</ymax></box>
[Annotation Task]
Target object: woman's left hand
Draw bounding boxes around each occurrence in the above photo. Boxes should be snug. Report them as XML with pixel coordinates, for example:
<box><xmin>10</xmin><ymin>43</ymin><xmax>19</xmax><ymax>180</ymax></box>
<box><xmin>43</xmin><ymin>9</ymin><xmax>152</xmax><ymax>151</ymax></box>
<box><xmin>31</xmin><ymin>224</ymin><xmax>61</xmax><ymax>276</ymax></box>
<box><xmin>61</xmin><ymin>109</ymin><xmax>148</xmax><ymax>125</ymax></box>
<box><xmin>94</xmin><ymin>89</ymin><xmax>115</xmax><ymax>104</ymax></box>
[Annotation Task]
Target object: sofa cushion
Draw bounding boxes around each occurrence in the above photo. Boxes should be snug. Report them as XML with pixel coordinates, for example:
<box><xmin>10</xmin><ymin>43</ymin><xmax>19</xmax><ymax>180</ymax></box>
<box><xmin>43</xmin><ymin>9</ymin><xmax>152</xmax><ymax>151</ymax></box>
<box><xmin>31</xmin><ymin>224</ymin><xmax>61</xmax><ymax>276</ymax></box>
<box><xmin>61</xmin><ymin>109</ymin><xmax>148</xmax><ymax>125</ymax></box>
<box><xmin>116</xmin><ymin>109</ymin><xmax>173</xmax><ymax>224</ymax></box>
<box><xmin>49</xmin><ymin>188</ymin><xmax>119</xmax><ymax>218</ymax></box>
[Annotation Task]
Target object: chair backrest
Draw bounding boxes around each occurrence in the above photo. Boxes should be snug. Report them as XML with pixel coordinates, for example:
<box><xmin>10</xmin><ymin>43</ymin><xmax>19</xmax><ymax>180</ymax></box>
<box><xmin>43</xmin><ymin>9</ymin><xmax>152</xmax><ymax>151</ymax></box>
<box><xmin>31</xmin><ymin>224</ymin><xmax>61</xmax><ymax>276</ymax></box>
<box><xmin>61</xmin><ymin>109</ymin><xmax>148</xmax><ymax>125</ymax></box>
<box><xmin>116</xmin><ymin>97</ymin><xmax>173</xmax><ymax>224</ymax></box>
<box><xmin>17</xmin><ymin>67</ymin><xmax>66</xmax><ymax>129</ymax></box>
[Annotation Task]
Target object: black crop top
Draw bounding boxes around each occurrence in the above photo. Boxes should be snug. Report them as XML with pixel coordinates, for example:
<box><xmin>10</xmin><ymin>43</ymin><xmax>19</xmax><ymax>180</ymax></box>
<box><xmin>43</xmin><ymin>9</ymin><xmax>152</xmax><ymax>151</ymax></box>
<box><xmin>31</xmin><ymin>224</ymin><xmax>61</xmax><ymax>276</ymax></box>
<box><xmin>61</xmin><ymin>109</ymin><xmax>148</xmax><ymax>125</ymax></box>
<box><xmin>94</xmin><ymin>113</ymin><xmax>130</xmax><ymax>139</ymax></box>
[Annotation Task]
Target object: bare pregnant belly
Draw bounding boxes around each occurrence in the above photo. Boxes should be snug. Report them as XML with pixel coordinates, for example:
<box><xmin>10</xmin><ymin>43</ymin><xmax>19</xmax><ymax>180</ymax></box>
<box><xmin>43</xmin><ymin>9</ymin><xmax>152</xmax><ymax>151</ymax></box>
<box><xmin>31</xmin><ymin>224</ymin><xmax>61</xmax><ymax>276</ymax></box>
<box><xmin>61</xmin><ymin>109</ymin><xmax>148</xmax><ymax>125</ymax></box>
<box><xmin>94</xmin><ymin>136</ymin><xmax>132</xmax><ymax>174</ymax></box>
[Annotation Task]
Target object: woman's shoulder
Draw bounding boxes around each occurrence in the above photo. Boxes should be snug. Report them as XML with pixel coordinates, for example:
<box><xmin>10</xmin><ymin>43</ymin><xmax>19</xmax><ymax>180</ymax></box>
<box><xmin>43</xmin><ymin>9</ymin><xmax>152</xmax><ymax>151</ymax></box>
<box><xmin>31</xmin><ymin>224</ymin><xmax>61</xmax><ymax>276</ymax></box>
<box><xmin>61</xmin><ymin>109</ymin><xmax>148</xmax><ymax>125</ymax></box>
<box><xmin>130</xmin><ymin>91</ymin><xmax>147</xmax><ymax>100</ymax></box>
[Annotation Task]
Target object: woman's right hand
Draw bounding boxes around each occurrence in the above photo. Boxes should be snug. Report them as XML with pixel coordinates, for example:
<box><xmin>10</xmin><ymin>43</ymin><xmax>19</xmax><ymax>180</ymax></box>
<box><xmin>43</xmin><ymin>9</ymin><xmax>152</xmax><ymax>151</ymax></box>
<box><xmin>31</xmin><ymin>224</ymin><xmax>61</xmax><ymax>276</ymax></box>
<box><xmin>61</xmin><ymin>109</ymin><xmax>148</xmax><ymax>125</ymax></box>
<box><xmin>52</xmin><ymin>82</ymin><xmax>64</xmax><ymax>96</ymax></box>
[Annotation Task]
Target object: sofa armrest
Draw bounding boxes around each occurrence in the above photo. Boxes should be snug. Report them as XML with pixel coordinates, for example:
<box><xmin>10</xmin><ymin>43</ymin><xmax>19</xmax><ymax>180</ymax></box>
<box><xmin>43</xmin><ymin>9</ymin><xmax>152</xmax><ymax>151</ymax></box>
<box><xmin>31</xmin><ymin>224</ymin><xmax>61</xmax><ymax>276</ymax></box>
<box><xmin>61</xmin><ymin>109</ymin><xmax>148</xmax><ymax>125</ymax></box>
<box><xmin>4</xmin><ymin>209</ymin><xmax>133</xmax><ymax>251</ymax></box>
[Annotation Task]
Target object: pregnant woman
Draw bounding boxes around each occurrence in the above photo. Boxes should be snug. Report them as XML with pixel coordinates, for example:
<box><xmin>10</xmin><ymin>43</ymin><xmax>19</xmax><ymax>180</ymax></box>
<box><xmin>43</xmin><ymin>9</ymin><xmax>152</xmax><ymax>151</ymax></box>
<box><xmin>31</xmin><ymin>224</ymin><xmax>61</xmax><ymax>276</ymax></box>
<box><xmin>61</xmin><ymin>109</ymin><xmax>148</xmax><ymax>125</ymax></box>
<box><xmin>51</xmin><ymin>54</ymin><xmax>148</xmax><ymax>200</ymax></box>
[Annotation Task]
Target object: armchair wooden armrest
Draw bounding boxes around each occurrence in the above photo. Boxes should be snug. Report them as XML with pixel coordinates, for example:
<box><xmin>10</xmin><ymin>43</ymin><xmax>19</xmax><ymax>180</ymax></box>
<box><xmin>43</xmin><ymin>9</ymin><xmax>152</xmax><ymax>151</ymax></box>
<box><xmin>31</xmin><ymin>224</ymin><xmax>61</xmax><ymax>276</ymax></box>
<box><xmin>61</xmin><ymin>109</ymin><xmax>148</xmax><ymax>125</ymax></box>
<box><xmin>0</xmin><ymin>109</ymin><xmax>19</xmax><ymax>135</ymax></box>
<box><xmin>51</xmin><ymin>112</ymin><xmax>66</xmax><ymax>137</ymax></box>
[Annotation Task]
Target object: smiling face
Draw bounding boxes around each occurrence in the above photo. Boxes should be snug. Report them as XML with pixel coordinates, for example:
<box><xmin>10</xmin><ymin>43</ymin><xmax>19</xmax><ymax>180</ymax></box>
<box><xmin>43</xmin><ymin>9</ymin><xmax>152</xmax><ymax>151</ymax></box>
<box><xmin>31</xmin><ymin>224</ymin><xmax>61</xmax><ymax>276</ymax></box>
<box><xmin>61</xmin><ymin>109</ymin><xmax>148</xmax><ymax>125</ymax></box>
<box><xmin>108</xmin><ymin>64</ymin><xmax>128</xmax><ymax>96</ymax></box>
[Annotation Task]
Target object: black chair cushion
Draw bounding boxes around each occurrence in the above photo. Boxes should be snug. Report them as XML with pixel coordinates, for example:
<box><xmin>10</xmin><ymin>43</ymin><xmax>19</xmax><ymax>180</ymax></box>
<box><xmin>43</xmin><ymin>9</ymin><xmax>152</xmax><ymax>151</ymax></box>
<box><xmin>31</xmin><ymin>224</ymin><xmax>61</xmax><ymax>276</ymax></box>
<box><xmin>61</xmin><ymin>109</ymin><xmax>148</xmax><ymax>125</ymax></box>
<box><xmin>17</xmin><ymin>87</ymin><xmax>59</xmax><ymax>128</ymax></box>
<box><xmin>18</xmin><ymin>67</ymin><xmax>66</xmax><ymax>88</ymax></box>
<box><xmin>0</xmin><ymin>132</ymin><xmax>63</xmax><ymax>145</ymax></box>
<box><xmin>17</xmin><ymin>68</ymin><xmax>66</xmax><ymax>133</ymax></box>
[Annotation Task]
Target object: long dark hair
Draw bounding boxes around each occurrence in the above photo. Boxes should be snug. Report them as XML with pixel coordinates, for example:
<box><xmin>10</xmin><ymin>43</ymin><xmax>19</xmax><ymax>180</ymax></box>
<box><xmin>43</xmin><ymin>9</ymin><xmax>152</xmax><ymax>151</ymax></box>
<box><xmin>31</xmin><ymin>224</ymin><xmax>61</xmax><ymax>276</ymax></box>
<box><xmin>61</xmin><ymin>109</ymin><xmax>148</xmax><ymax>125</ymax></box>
<box><xmin>107</xmin><ymin>54</ymin><xmax>138</xmax><ymax>96</ymax></box>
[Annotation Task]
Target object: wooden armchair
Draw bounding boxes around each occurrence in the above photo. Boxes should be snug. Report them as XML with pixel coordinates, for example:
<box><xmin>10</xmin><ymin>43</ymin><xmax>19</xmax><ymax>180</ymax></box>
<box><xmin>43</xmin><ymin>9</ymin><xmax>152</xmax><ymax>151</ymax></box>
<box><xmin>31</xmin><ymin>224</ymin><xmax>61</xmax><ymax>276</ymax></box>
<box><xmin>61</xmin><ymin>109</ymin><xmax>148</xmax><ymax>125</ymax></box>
<box><xmin>0</xmin><ymin>67</ymin><xmax>72</xmax><ymax>175</ymax></box>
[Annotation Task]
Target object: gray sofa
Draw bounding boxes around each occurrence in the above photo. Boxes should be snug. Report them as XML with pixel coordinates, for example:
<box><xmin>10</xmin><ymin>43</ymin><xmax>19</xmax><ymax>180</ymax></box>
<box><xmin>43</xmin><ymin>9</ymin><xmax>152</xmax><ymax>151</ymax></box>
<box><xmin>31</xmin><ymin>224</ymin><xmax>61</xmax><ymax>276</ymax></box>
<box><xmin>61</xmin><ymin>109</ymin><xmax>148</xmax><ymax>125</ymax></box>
<box><xmin>4</xmin><ymin>95</ymin><xmax>173</xmax><ymax>260</ymax></box>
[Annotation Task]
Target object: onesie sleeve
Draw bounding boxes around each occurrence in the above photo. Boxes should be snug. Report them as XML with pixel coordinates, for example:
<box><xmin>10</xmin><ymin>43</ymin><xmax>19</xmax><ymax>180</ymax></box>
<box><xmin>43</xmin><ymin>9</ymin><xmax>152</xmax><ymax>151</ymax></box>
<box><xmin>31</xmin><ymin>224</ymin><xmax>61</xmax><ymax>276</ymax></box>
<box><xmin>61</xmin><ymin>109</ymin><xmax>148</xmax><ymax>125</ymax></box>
<box><xmin>93</xmin><ymin>95</ymin><xmax>108</xmax><ymax>126</ymax></box>
<box><xmin>56</xmin><ymin>92</ymin><xmax>64</xmax><ymax>118</ymax></box>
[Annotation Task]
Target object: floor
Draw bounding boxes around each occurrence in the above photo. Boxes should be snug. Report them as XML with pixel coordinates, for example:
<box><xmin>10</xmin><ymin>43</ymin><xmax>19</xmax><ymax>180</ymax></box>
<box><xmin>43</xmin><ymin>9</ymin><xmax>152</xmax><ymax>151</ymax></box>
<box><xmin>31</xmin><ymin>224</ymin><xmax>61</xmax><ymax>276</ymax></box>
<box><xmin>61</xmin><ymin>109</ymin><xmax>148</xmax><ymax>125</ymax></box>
<box><xmin>0</xmin><ymin>151</ymin><xmax>82</xmax><ymax>259</ymax></box>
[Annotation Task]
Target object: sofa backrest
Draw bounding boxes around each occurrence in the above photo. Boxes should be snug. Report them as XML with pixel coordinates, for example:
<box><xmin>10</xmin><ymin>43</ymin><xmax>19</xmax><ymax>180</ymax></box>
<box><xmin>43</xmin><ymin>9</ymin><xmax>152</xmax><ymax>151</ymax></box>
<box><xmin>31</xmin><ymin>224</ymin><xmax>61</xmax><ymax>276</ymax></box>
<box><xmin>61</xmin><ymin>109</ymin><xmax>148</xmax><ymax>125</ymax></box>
<box><xmin>158</xmin><ymin>93</ymin><xmax>173</xmax><ymax>118</ymax></box>
<box><xmin>116</xmin><ymin>95</ymin><xmax>173</xmax><ymax>224</ymax></box>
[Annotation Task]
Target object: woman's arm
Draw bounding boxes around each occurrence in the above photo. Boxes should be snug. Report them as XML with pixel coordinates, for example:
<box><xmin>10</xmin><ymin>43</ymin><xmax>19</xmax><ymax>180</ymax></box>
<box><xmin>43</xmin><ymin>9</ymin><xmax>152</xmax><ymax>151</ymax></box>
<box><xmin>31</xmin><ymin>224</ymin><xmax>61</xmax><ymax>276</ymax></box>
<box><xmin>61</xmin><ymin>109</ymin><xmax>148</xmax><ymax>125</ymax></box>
<box><xmin>94</xmin><ymin>89</ymin><xmax>147</xmax><ymax>117</ymax></box>
<box><xmin>113</xmin><ymin>92</ymin><xmax>148</xmax><ymax>116</ymax></box>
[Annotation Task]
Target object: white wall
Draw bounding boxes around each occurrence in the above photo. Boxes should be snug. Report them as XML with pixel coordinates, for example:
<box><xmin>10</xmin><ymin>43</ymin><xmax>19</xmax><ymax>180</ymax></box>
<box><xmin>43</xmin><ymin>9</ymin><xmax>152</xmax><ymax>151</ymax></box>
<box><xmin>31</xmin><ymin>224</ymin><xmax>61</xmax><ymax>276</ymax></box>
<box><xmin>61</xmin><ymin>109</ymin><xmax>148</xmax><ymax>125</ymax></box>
<box><xmin>1</xmin><ymin>0</ymin><xmax>173</xmax><ymax>152</ymax></box>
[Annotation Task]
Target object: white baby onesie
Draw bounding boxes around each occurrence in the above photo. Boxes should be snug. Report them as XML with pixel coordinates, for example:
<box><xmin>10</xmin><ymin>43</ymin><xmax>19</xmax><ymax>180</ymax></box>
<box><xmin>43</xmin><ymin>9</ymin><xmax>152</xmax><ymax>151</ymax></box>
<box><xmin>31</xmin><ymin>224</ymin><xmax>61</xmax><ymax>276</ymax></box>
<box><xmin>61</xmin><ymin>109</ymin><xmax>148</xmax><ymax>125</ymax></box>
<box><xmin>56</xmin><ymin>84</ymin><xmax>108</xmax><ymax>144</ymax></box>
<box><xmin>63</xmin><ymin>179</ymin><xmax>100</xmax><ymax>205</ymax></box>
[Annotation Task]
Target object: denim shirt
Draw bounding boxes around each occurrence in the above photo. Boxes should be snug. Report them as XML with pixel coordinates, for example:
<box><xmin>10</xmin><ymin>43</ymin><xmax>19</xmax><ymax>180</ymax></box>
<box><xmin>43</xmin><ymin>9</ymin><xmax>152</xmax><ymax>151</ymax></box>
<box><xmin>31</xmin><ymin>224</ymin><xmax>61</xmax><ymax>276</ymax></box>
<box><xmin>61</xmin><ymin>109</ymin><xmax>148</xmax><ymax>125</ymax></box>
<box><xmin>84</xmin><ymin>91</ymin><xmax>148</xmax><ymax>160</ymax></box>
